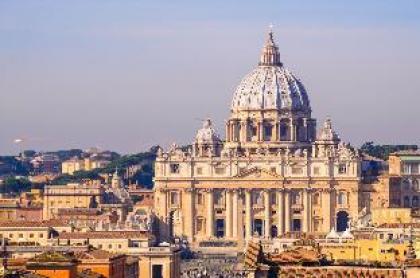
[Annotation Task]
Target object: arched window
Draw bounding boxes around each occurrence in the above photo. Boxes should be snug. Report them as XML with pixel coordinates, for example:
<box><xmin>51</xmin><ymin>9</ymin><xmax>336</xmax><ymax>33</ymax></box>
<box><xmin>403</xmin><ymin>196</ymin><xmax>410</xmax><ymax>208</ymax></box>
<box><xmin>296</xmin><ymin>118</ymin><xmax>306</xmax><ymax>141</ymax></box>
<box><xmin>413</xmin><ymin>196</ymin><xmax>419</xmax><ymax>207</ymax></box>
<box><xmin>264</xmin><ymin>124</ymin><xmax>273</xmax><ymax>141</ymax></box>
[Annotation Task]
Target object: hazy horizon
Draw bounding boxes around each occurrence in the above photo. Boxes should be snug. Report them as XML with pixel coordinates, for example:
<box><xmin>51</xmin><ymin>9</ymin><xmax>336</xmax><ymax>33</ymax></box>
<box><xmin>1</xmin><ymin>1</ymin><xmax>420</xmax><ymax>155</ymax></box>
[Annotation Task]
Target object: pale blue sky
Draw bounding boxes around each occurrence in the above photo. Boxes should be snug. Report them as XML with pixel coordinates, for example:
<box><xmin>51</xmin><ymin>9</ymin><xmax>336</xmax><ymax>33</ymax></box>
<box><xmin>1</xmin><ymin>0</ymin><xmax>420</xmax><ymax>154</ymax></box>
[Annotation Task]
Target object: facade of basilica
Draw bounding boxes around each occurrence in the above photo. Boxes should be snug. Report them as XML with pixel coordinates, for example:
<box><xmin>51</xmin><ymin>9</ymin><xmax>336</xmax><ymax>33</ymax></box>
<box><xmin>154</xmin><ymin>30</ymin><xmax>361</xmax><ymax>250</ymax></box>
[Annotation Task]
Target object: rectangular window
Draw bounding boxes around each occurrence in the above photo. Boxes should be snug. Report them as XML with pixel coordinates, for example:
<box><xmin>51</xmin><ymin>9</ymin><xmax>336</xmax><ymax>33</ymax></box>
<box><xmin>313</xmin><ymin>167</ymin><xmax>320</xmax><ymax>175</ymax></box>
<box><xmin>264</xmin><ymin>125</ymin><xmax>272</xmax><ymax>140</ymax></box>
<box><xmin>291</xmin><ymin>167</ymin><xmax>303</xmax><ymax>175</ymax></box>
<box><xmin>196</xmin><ymin>193</ymin><xmax>204</xmax><ymax>205</ymax></box>
<box><xmin>271</xmin><ymin>193</ymin><xmax>277</xmax><ymax>205</ymax></box>
<box><xmin>314</xmin><ymin>219</ymin><xmax>320</xmax><ymax>231</ymax></box>
<box><xmin>338</xmin><ymin>163</ymin><xmax>347</xmax><ymax>174</ymax></box>
<box><xmin>270</xmin><ymin>167</ymin><xmax>277</xmax><ymax>173</ymax></box>
<box><xmin>170</xmin><ymin>192</ymin><xmax>179</xmax><ymax>206</ymax></box>
<box><xmin>39</xmin><ymin>233</ymin><xmax>43</xmax><ymax>238</ymax></box>
<box><xmin>411</xmin><ymin>163</ymin><xmax>419</xmax><ymax>174</ymax></box>
<box><xmin>170</xmin><ymin>163</ymin><xmax>180</xmax><ymax>174</ymax></box>
<box><xmin>252</xmin><ymin>127</ymin><xmax>257</xmax><ymax>136</ymax></box>
<box><xmin>215</xmin><ymin>167</ymin><xmax>226</xmax><ymax>175</ymax></box>
<box><xmin>196</xmin><ymin>218</ymin><xmax>204</xmax><ymax>233</ymax></box>
<box><xmin>196</xmin><ymin>167</ymin><xmax>203</xmax><ymax>175</ymax></box>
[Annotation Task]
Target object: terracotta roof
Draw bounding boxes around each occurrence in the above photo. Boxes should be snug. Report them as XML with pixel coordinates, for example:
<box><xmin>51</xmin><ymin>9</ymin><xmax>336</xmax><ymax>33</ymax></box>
<box><xmin>57</xmin><ymin>208</ymin><xmax>100</xmax><ymax>216</ymax></box>
<box><xmin>28</xmin><ymin>251</ymin><xmax>77</xmax><ymax>263</ymax></box>
<box><xmin>134</xmin><ymin>197</ymin><xmax>154</xmax><ymax>207</ymax></box>
<box><xmin>78</xmin><ymin>269</ymin><xmax>106</xmax><ymax>278</ymax></box>
<box><xmin>75</xmin><ymin>249</ymin><xmax>123</xmax><ymax>260</ymax></box>
<box><xmin>58</xmin><ymin>231</ymin><xmax>151</xmax><ymax>240</ymax></box>
<box><xmin>391</xmin><ymin>150</ymin><xmax>420</xmax><ymax>156</ymax></box>
<box><xmin>0</xmin><ymin>219</ymin><xmax>70</xmax><ymax>228</ymax></box>
<box><xmin>271</xmin><ymin>247</ymin><xmax>322</xmax><ymax>265</ymax></box>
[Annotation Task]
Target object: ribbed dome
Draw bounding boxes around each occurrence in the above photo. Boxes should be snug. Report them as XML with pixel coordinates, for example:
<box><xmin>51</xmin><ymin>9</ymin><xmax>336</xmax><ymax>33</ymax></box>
<box><xmin>231</xmin><ymin>31</ymin><xmax>310</xmax><ymax>112</ymax></box>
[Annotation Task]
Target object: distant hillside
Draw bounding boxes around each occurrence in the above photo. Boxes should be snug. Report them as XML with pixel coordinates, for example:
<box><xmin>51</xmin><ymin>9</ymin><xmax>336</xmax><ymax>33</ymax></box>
<box><xmin>360</xmin><ymin>141</ymin><xmax>418</xmax><ymax>160</ymax></box>
<box><xmin>51</xmin><ymin>146</ymin><xmax>158</xmax><ymax>188</ymax></box>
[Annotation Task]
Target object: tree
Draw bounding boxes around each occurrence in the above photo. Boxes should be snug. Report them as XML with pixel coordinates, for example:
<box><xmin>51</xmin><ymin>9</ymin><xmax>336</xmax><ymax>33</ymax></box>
<box><xmin>360</xmin><ymin>141</ymin><xmax>418</xmax><ymax>160</ymax></box>
<box><xmin>1</xmin><ymin>177</ymin><xmax>32</xmax><ymax>195</ymax></box>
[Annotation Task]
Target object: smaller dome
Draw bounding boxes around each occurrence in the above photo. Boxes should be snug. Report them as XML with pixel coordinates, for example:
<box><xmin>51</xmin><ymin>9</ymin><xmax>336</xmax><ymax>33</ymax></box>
<box><xmin>195</xmin><ymin>119</ymin><xmax>221</xmax><ymax>144</ymax></box>
<box><xmin>317</xmin><ymin>118</ymin><xmax>340</xmax><ymax>142</ymax></box>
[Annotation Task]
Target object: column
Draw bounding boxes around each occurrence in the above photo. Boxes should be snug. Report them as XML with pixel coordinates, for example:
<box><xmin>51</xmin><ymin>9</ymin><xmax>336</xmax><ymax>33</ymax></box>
<box><xmin>264</xmin><ymin>190</ymin><xmax>271</xmax><ymax>238</ymax></box>
<box><xmin>245</xmin><ymin>189</ymin><xmax>252</xmax><ymax>239</ymax></box>
<box><xmin>277</xmin><ymin>190</ymin><xmax>284</xmax><ymax>235</ymax></box>
<box><xmin>232</xmin><ymin>190</ymin><xmax>239</xmax><ymax>237</ymax></box>
<box><xmin>225</xmin><ymin>122</ymin><xmax>230</xmax><ymax>142</ymax></box>
<box><xmin>302</xmin><ymin>189</ymin><xmax>308</xmax><ymax>233</ymax></box>
<box><xmin>322</xmin><ymin>189</ymin><xmax>332</xmax><ymax>232</ymax></box>
<box><xmin>230</xmin><ymin>122</ymin><xmax>235</xmax><ymax>142</ymax></box>
<box><xmin>206</xmin><ymin>189</ymin><xmax>214</xmax><ymax>238</ymax></box>
<box><xmin>273</xmin><ymin>122</ymin><xmax>278</xmax><ymax>141</ymax></box>
<box><xmin>284</xmin><ymin>190</ymin><xmax>290</xmax><ymax>233</ymax></box>
<box><xmin>225</xmin><ymin>190</ymin><xmax>233</xmax><ymax>238</ymax></box>
<box><xmin>303</xmin><ymin>118</ymin><xmax>308</xmax><ymax>141</ymax></box>
<box><xmin>291</xmin><ymin>121</ymin><xmax>297</xmax><ymax>141</ymax></box>
<box><xmin>160</xmin><ymin>188</ymin><xmax>168</xmax><ymax>220</ymax></box>
<box><xmin>289</xmin><ymin>119</ymin><xmax>294</xmax><ymax>141</ymax></box>
<box><xmin>307</xmin><ymin>189</ymin><xmax>312</xmax><ymax>232</ymax></box>
<box><xmin>185</xmin><ymin>188</ymin><xmax>195</xmax><ymax>242</ymax></box>
<box><xmin>302</xmin><ymin>188</ymin><xmax>311</xmax><ymax>233</ymax></box>
<box><xmin>158</xmin><ymin>189</ymin><xmax>169</xmax><ymax>238</ymax></box>
<box><xmin>239</xmin><ymin>121</ymin><xmax>246</xmax><ymax>142</ymax></box>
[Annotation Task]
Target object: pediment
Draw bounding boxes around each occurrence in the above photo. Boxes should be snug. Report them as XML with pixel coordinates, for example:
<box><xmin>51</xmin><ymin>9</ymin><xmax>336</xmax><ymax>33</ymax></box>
<box><xmin>234</xmin><ymin>167</ymin><xmax>280</xmax><ymax>179</ymax></box>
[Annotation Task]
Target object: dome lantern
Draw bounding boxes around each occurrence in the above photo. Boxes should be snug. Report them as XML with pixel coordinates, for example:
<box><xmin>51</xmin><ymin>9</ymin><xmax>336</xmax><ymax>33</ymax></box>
<box><xmin>259</xmin><ymin>27</ymin><xmax>281</xmax><ymax>66</ymax></box>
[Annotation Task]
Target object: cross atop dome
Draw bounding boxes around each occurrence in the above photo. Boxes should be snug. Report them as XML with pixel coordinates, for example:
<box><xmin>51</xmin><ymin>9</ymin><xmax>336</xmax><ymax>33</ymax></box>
<box><xmin>259</xmin><ymin>26</ymin><xmax>281</xmax><ymax>66</ymax></box>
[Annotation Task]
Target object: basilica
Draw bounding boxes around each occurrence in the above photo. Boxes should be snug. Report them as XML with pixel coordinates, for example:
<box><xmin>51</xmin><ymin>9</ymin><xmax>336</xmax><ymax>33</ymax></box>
<box><xmin>154</xmin><ymin>30</ymin><xmax>361</xmax><ymax>250</ymax></box>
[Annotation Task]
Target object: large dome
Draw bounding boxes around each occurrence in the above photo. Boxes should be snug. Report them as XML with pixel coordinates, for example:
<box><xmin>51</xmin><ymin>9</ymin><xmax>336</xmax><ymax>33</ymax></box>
<box><xmin>231</xmin><ymin>31</ymin><xmax>310</xmax><ymax>112</ymax></box>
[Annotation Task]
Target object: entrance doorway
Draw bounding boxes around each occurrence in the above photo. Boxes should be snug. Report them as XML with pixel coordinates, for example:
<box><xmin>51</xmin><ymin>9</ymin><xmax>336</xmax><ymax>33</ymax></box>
<box><xmin>152</xmin><ymin>265</ymin><xmax>163</xmax><ymax>278</ymax></box>
<box><xmin>271</xmin><ymin>225</ymin><xmax>278</xmax><ymax>238</ymax></box>
<box><xmin>253</xmin><ymin>219</ymin><xmax>263</xmax><ymax>236</ymax></box>
<box><xmin>292</xmin><ymin>219</ymin><xmax>301</xmax><ymax>232</ymax></box>
<box><xmin>336</xmin><ymin>211</ymin><xmax>349</xmax><ymax>232</ymax></box>
<box><xmin>216</xmin><ymin>219</ymin><xmax>225</xmax><ymax>238</ymax></box>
